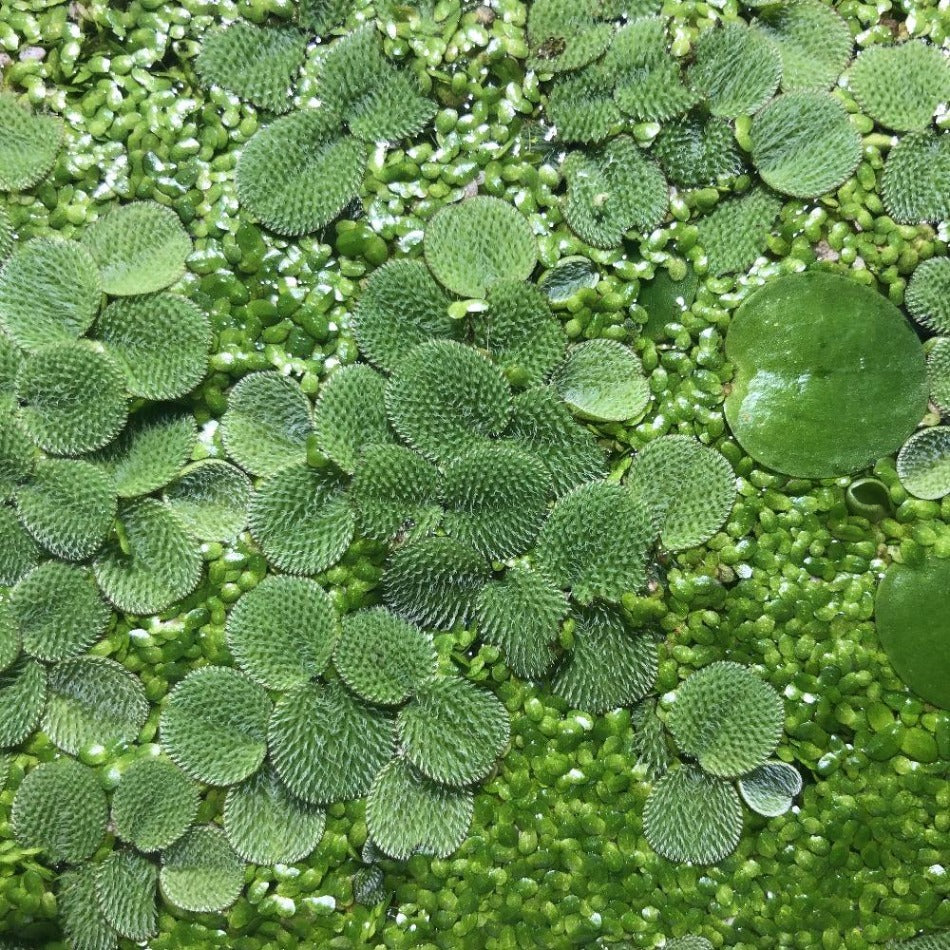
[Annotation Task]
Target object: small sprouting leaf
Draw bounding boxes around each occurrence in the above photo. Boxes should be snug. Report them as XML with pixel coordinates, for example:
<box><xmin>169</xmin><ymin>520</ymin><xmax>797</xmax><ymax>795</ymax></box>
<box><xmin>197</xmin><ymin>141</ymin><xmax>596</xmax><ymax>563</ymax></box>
<box><xmin>552</xmin><ymin>604</ymin><xmax>657</xmax><ymax>713</ymax></box>
<box><xmin>0</xmin><ymin>238</ymin><xmax>101</xmax><ymax>352</ymax></box>
<box><xmin>334</xmin><ymin>607</ymin><xmax>437</xmax><ymax>706</ymax></box>
<box><xmin>0</xmin><ymin>93</ymin><xmax>64</xmax><ymax>192</ymax></box>
<box><xmin>695</xmin><ymin>186</ymin><xmax>782</xmax><ymax>276</ymax></box>
<box><xmin>111</xmin><ymin>757</ymin><xmax>200</xmax><ymax>853</ymax></box>
<box><xmin>160</xmin><ymin>666</ymin><xmax>271</xmax><ymax>786</ymax></box>
<box><xmin>248</xmin><ymin>462</ymin><xmax>355</xmax><ymax>574</ymax></box>
<box><xmin>163</xmin><ymin>460</ymin><xmax>251</xmax><ymax>541</ymax></box>
<box><xmin>929</xmin><ymin>338</ymin><xmax>950</xmax><ymax>416</ymax></box>
<box><xmin>299</xmin><ymin>0</ymin><xmax>352</xmax><ymax>33</ymax></box>
<box><xmin>59</xmin><ymin>865</ymin><xmax>119</xmax><ymax>950</ymax></box>
<box><xmin>737</xmin><ymin>760</ymin><xmax>803</xmax><ymax>817</ymax></box>
<box><xmin>315</xmin><ymin>364</ymin><xmax>395</xmax><ymax>473</ymax></box>
<box><xmin>631</xmin><ymin>698</ymin><xmax>671</xmax><ymax>780</ymax></box>
<box><xmin>95</xmin><ymin>850</ymin><xmax>158</xmax><ymax>942</ymax></box>
<box><xmin>0</xmin><ymin>505</ymin><xmax>40</xmax><ymax>586</ymax></box>
<box><xmin>0</xmin><ymin>416</ymin><xmax>34</xmax><ymax>501</ymax></box>
<box><xmin>226</xmin><ymin>574</ymin><xmax>339</xmax><ymax>691</ymax></box>
<box><xmin>366</xmin><ymin>758</ymin><xmax>473</xmax><ymax>861</ymax></box>
<box><xmin>398</xmin><ymin>676</ymin><xmax>510</xmax><ymax>787</ymax></box>
<box><xmin>907</xmin><ymin>257</ymin><xmax>950</xmax><ymax>334</ymax></box>
<box><xmin>15</xmin><ymin>458</ymin><xmax>117</xmax><ymax>561</ymax></box>
<box><xmin>666</xmin><ymin>661</ymin><xmax>784</xmax><ymax>778</ymax></box>
<box><xmin>652</xmin><ymin>115</ymin><xmax>743</xmax><ymax>189</ymax></box>
<box><xmin>385</xmin><ymin>340</ymin><xmax>512</xmax><ymax>462</ymax></box>
<box><xmin>12</xmin><ymin>562</ymin><xmax>110</xmax><ymax>662</ymax></box>
<box><xmin>12</xmin><ymin>758</ymin><xmax>107</xmax><ymax>864</ymax></box>
<box><xmin>0</xmin><ymin>658</ymin><xmax>46</xmax><ymax>747</ymax></box>
<box><xmin>897</xmin><ymin>427</ymin><xmax>950</xmax><ymax>500</ymax></box>
<box><xmin>553</xmin><ymin>339</ymin><xmax>650</xmax><ymax>423</ymax></box>
<box><xmin>383</xmin><ymin>535</ymin><xmax>490</xmax><ymax>629</ymax></box>
<box><xmin>159</xmin><ymin>825</ymin><xmax>245</xmax><ymax>913</ymax></box>
<box><xmin>93</xmin><ymin>499</ymin><xmax>203</xmax><ymax>615</ymax></box>
<box><xmin>268</xmin><ymin>680</ymin><xmax>394</xmax><ymax>803</ymax></box>
<box><xmin>538</xmin><ymin>257</ymin><xmax>599</xmax><ymax>303</ymax></box>
<box><xmin>353</xmin><ymin>864</ymin><xmax>387</xmax><ymax>906</ymax></box>
<box><xmin>423</xmin><ymin>196</ymin><xmax>538</xmax><ymax>298</ymax></box>
<box><xmin>221</xmin><ymin>371</ymin><xmax>313</xmax><ymax>477</ymax></box>
<box><xmin>750</xmin><ymin>92</ymin><xmax>861</xmax><ymax>199</ymax></box>
<box><xmin>526</xmin><ymin>0</ymin><xmax>613</xmax><ymax>74</ymax></box>
<box><xmin>236</xmin><ymin>109</ymin><xmax>368</xmax><ymax>236</ymax></box>
<box><xmin>643</xmin><ymin>763</ymin><xmax>743</xmax><ymax>865</ymax></box>
<box><xmin>224</xmin><ymin>765</ymin><xmax>326</xmax><ymax>865</ymax></box>
<box><xmin>80</xmin><ymin>201</ymin><xmax>192</xmax><ymax>296</ymax></box>
<box><xmin>196</xmin><ymin>21</ymin><xmax>307</xmax><ymax>113</ymax></box>
<box><xmin>43</xmin><ymin>656</ymin><xmax>148</xmax><ymax>756</ymax></box>
<box><xmin>0</xmin><ymin>602</ymin><xmax>17</xmax><ymax>675</ymax></box>
<box><xmin>626</xmin><ymin>435</ymin><xmax>737</xmax><ymax>551</ymax></box>
<box><xmin>666</xmin><ymin>938</ymin><xmax>714</xmax><ymax>950</ymax></box>
<box><xmin>882</xmin><ymin>130</ymin><xmax>950</xmax><ymax>225</ymax></box>
<box><xmin>16</xmin><ymin>341</ymin><xmax>129</xmax><ymax>455</ymax></box>
<box><xmin>94</xmin><ymin>293</ymin><xmax>211</xmax><ymax>401</ymax></box>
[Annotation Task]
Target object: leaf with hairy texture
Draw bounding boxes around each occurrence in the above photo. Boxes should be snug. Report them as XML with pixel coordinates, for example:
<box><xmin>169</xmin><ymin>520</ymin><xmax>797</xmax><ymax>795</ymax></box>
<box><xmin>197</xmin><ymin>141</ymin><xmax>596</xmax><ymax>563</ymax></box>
<box><xmin>163</xmin><ymin>460</ymin><xmax>250</xmax><ymax>541</ymax></box>
<box><xmin>737</xmin><ymin>760</ymin><xmax>803</xmax><ymax>817</ymax></box>
<box><xmin>159</xmin><ymin>826</ymin><xmax>244</xmax><ymax>913</ymax></box>
<box><xmin>0</xmin><ymin>94</ymin><xmax>64</xmax><ymax>192</ymax></box>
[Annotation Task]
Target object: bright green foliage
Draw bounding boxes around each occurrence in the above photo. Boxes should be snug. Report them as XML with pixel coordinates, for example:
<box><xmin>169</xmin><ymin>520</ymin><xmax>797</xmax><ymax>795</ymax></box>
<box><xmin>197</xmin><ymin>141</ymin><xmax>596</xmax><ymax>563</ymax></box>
<box><xmin>553</xmin><ymin>338</ymin><xmax>650</xmax><ymax>422</ymax></box>
<box><xmin>160</xmin><ymin>666</ymin><xmax>271</xmax><ymax>785</ymax></box>
<box><xmin>315</xmin><ymin>364</ymin><xmax>394</xmax><ymax>472</ymax></box>
<box><xmin>848</xmin><ymin>40</ymin><xmax>950</xmax><ymax>132</ymax></box>
<box><xmin>16</xmin><ymin>342</ymin><xmax>129</xmax><ymax>455</ymax></box>
<box><xmin>552</xmin><ymin>604</ymin><xmax>657</xmax><ymax>713</ymax></box>
<box><xmin>687</xmin><ymin>22</ymin><xmax>781</xmax><ymax>117</ymax></box>
<box><xmin>726</xmin><ymin>272</ymin><xmax>927</xmax><ymax>478</ymax></box>
<box><xmin>226</xmin><ymin>575</ymin><xmax>339</xmax><ymax>690</ymax></box>
<box><xmin>12</xmin><ymin>758</ymin><xmax>107</xmax><ymax>863</ymax></box>
<box><xmin>59</xmin><ymin>865</ymin><xmax>118</xmax><ymax>950</ymax></box>
<box><xmin>526</xmin><ymin>0</ymin><xmax>614</xmax><ymax>74</ymax></box>
<box><xmin>643</xmin><ymin>763</ymin><xmax>743</xmax><ymax>865</ymax></box>
<box><xmin>94</xmin><ymin>499</ymin><xmax>203</xmax><ymax>614</ymax></box>
<box><xmin>91</xmin><ymin>409</ymin><xmax>196</xmax><ymax>499</ymax></box>
<box><xmin>159</xmin><ymin>826</ymin><xmax>245</xmax><ymax>913</ymax></box>
<box><xmin>366</xmin><ymin>758</ymin><xmax>474</xmax><ymax>860</ymax></box>
<box><xmin>929</xmin><ymin>338</ymin><xmax>950</xmax><ymax>415</ymax></box>
<box><xmin>547</xmin><ymin>68</ymin><xmax>620</xmax><ymax>144</ymax></box>
<box><xmin>626</xmin><ymin>435</ymin><xmax>737</xmax><ymax>550</ymax></box>
<box><xmin>667</xmin><ymin>661</ymin><xmax>784</xmax><ymax>778</ymax></box>
<box><xmin>352</xmin><ymin>260</ymin><xmax>456</xmax><ymax>373</ymax></box>
<box><xmin>474</xmin><ymin>282</ymin><xmax>566</xmax><ymax>386</ymax></box>
<box><xmin>348</xmin><ymin>444</ymin><xmax>442</xmax><ymax>541</ymax></box>
<box><xmin>0</xmin><ymin>416</ymin><xmax>33</xmax><ymax>501</ymax></box>
<box><xmin>750</xmin><ymin>92</ymin><xmax>861</xmax><ymax>198</ymax></box>
<box><xmin>754</xmin><ymin>0</ymin><xmax>852</xmax><ymax>92</ymax></box>
<box><xmin>0</xmin><ymin>93</ymin><xmax>64</xmax><ymax>192</ymax></box>
<box><xmin>897</xmin><ymin>427</ymin><xmax>950</xmax><ymax>500</ymax></box>
<box><xmin>475</xmin><ymin>566</ymin><xmax>567</xmax><ymax>679</ymax></box>
<box><xmin>0</xmin><ymin>658</ymin><xmax>46</xmax><ymax>747</ymax></box>
<box><xmin>424</xmin><ymin>196</ymin><xmax>538</xmax><ymax>298</ymax></box>
<box><xmin>44</xmin><ymin>656</ymin><xmax>147</xmax><ymax>755</ymax></box>
<box><xmin>562</xmin><ymin>136</ymin><xmax>668</xmax><ymax>249</ymax></box>
<box><xmin>237</xmin><ymin>109</ymin><xmax>368</xmax><ymax>236</ymax></box>
<box><xmin>315</xmin><ymin>25</ymin><xmax>436</xmax><ymax>142</ymax></box>
<box><xmin>268</xmin><ymin>681</ymin><xmax>394</xmax><ymax>803</ymax></box>
<box><xmin>13</xmin><ymin>562</ymin><xmax>110</xmax><ymax>662</ymax></box>
<box><xmin>224</xmin><ymin>765</ymin><xmax>326</xmax><ymax>865</ymax></box>
<box><xmin>383</xmin><ymin>535</ymin><xmax>490</xmax><ymax>629</ymax></box>
<box><xmin>0</xmin><ymin>238</ymin><xmax>100</xmax><ymax>351</ymax></box>
<box><xmin>652</xmin><ymin>115</ymin><xmax>743</xmax><ymax>188</ymax></box>
<box><xmin>163</xmin><ymin>460</ymin><xmax>250</xmax><ymax>541</ymax></box>
<box><xmin>385</xmin><ymin>340</ymin><xmax>511</xmax><ymax>461</ymax></box>
<box><xmin>221</xmin><ymin>371</ymin><xmax>313</xmax><ymax>476</ymax></box>
<box><xmin>196</xmin><ymin>21</ymin><xmax>307</xmax><ymax>113</ymax></box>
<box><xmin>15</xmin><ymin>459</ymin><xmax>117</xmax><ymax>561</ymax></box>
<box><xmin>695</xmin><ymin>187</ymin><xmax>782</xmax><ymax>276</ymax></box>
<box><xmin>95</xmin><ymin>293</ymin><xmax>211</xmax><ymax>400</ymax></box>
<box><xmin>737</xmin><ymin>760</ymin><xmax>803</xmax><ymax>817</ymax></box>
<box><xmin>506</xmin><ymin>386</ymin><xmax>606</xmax><ymax>496</ymax></box>
<box><xmin>876</xmin><ymin>555</ymin><xmax>950</xmax><ymax>709</ymax></box>
<box><xmin>441</xmin><ymin>443</ymin><xmax>552</xmax><ymax>560</ymax></box>
<box><xmin>95</xmin><ymin>850</ymin><xmax>158</xmax><ymax>941</ymax></box>
<box><xmin>906</xmin><ymin>257</ymin><xmax>950</xmax><ymax>333</ymax></box>
<box><xmin>80</xmin><ymin>201</ymin><xmax>191</xmax><ymax>296</ymax></box>
<box><xmin>398</xmin><ymin>677</ymin><xmax>510</xmax><ymax>787</ymax></box>
<box><xmin>535</xmin><ymin>482</ymin><xmax>655</xmax><ymax>602</ymax></box>
<box><xmin>882</xmin><ymin>130</ymin><xmax>950</xmax><ymax>224</ymax></box>
<box><xmin>0</xmin><ymin>506</ymin><xmax>40</xmax><ymax>586</ymax></box>
<box><xmin>111</xmin><ymin>757</ymin><xmax>199</xmax><ymax>853</ymax></box>
<box><xmin>0</xmin><ymin>602</ymin><xmax>17</xmax><ymax>674</ymax></box>
<box><xmin>248</xmin><ymin>463</ymin><xmax>354</xmax><ymax>574</ymax></box>
<box><xmin>299</xmin><ymin>0</ymin><xmax>352</xmax><ymax>33</ymax></box>
<box><xmin>335</xmin><ymin>608</ymin><xmax>437</xmax><ymax>705</ymax></box>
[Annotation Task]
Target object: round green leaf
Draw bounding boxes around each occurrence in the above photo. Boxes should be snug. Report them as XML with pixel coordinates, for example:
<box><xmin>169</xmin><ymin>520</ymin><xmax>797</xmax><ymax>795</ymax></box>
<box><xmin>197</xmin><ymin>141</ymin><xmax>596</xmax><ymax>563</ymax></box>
<box><xmin>0</xmin><ymin>94</ymin><xmax>64</xmax><ymax>192</ymax></box>
<box><xmin>695</xmin><ymin>186</ymin><xmax>782</xmax><ymax>277</ymax></box>
<box><xmin>59</xmin><ymin>864</ymin><xmax>118</xmax><ymax>950</ymax></box>
<box><xmin>882</xmin><ymin>130</ymin><xmax>950</xmax><ymax>225</ymax></box>
<box><xmin>95</xmin><ymin>850</ymin><xmax>158</xmax><ymax>942</ymax></box>
<box><xmin>538</xmin><ymin>257</ymin><xmax>599</xmax><ymax>303</ymax></box>
<box><xmin>80</xmin><ymin>201</ymin><xmax>191</xmax><ymax>296</ymax></box>
<box><xmin>724</xmin><ymin>272</ymin><xmax>928</xmax><ymax>478</ymax></box>
<box><xmin>652</xmin><ymin>115</ymin><xmax>743</xmax><ymax>189</ymax></box>
<box><xmin>0</xmin><ymin>602</ymin><xmax>18</xmax><ymax>675</ymax></box>
<box><xmin>929</xmin><ymin>337</ymin><xmax>950</xmax><ymax>416</ymax></box>
<box><xmin>0</xmin><ymin>658</ymin><xmax>45</xmax><ymax>747</ymax></box>
<box><xmin>552</xmin><ymin>339</ymin><xmax>651</xmax><ymax>423</ymax></box>
<box><xmin>423</xmin><ymin>196</ymin><xmax>538</xmax><ymax>298</ymax></box>
<box><xmin>0</xmin><ymin>415</ymin><xmax>35</xmax><ymax>501</ymax></box>
<box><xmin>159</xmin><ymin>825</ymin><xmax>244</xmax><ymax>913</ymax></box>
<box><xmin>906</xmin><ymin>257</ymin><xmax>950</xmax><ymax>334</ymax></box>
<box><xmin>163</xmin><ymin>460</ymin><xmax>250</xmax><ymax>542</ymax></box>
<box><xmin>737</xmin><ymin>760</ymin><xmax>803</xmax><ymax>818</ymax></box>
<box><xmin>0</xmin><ymin>505</ymin><xmax>40</xmax><ymax>586</ymax></box>
<box><xmin>526</xmin><ymin>0</ymin><xmax>613</xmax><ymax>74</ymax></box>
<box><xmin>897</xmin><ymin>427</ymin><xmax>950</xmax><ymax>500</ymax></box>
<box><xmin>160</xmin><ymin>666</ymin><xmax>271</xmax><ymax>786</ymax></box>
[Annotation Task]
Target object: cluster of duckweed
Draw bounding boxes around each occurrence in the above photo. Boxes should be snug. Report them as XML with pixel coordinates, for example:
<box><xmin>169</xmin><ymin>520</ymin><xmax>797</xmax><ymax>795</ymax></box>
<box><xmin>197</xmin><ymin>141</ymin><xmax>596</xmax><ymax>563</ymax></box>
<box><xmin>0</xmin><ymin>0</ymin><xmax>949</xmax><ymax>947</ymax></box>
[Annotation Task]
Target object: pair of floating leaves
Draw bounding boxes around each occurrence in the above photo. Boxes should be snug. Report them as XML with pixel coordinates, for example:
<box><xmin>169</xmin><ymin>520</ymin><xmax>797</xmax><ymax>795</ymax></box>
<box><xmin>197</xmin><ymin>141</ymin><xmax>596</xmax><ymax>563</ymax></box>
<box><xmin>0</xmin><ymin>93</ymin><xmax>63</xmax><ymax>192</ymax></box>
